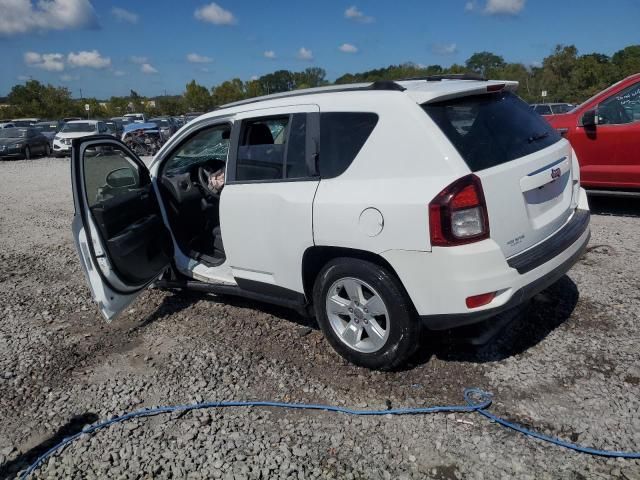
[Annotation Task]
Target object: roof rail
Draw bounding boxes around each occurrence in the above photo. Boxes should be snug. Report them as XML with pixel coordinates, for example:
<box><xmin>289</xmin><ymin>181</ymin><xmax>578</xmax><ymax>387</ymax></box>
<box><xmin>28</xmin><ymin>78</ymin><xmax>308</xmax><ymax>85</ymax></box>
<box><xmin>401</xmin><ymin>73</ymin><xmax>487</xmax><ymax>82</ymax></box>
<box><xmin>216</xmin><ymin>80</ymin><xmax>405</xmax><ymax>110</ymax></box>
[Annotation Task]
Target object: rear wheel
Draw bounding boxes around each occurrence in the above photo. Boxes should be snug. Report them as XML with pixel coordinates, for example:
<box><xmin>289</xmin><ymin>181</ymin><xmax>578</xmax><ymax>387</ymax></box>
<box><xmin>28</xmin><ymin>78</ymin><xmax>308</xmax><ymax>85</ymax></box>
<box><xmin>44</xmin><ymin>144</ymin><xmax>51</xmax><ymax>157</ymax></box>
<box><xmin>313</xmin><ymin>258</ymin><xmax>420</xmax><ymax>370</ymax></box>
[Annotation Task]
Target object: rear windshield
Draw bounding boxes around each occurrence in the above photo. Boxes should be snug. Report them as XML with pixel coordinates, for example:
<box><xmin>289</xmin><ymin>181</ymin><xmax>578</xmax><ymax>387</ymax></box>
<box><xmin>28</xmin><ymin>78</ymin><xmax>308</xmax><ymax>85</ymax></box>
<box><xmin>424</xmin><ymin>91</ymin><xmax>561</xmax><ymax>171</ymax></box>
<box><xmin>62</xmin><ymin>122</ymin><xmax>96</xmax><ymax>133</ymax></box>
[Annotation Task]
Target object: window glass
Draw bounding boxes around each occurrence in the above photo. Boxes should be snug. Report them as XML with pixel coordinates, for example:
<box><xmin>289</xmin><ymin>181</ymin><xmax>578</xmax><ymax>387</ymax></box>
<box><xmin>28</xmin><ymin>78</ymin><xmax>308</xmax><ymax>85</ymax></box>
<box><xmin>534</xmin><ymin>105</ymin><xmax>552</xmax><ymax>115</ymax></box>
<box><xmin>164</xmin><ymin>124</ymin><xmax>230</xmax><ymax>175</ymax></box>
<box><xmin>83</xmin><ymin>145</ymin><xmax>141</xmax><ymax>207</ymax></box>
<box><xmin>319</xmin><ymin>112</ymin><xmax>378</xmax><ymax>178</ymax></box>
<box><xmin>598</xmin><ymin>82</ymin><xmax>640</xmax><ymax>125</ymax></box>
<box><xmin>424</xmin><ymin>92</ymin><xmax>561</xmax><ymax>172</ymax></box>
<box><xmin>237</xmin><ymin>117</ymin><xmax>289</xmax><ymax>181</ymax></box>
<box><xmin>286</xmin><ymin>114</ymin><xmax>308</xmax><ymax>178</ymax></box>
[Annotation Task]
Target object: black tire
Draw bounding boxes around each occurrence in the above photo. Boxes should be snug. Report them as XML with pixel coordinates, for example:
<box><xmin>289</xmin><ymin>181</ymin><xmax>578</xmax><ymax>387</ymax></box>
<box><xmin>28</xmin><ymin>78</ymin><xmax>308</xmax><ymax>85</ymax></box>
<box><xmin>44</xmin><ymin>144</ymin><xmax>51</xmax><ymax>157</ymax></box>
<box><xmin>24</xmin><ymin>147</ymin><xmax>31</xmax><ymax>160</ymax></box>
<box><xmin>313</xmin><ymin>258</ymin><xmax>420</xmax><ymax>370</ymax></box>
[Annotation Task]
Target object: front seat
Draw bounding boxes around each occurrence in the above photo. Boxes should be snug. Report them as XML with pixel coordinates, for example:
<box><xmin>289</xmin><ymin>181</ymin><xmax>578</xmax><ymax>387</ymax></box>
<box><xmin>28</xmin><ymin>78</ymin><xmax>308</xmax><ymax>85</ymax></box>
<box><xmin>246</xmin><ymin>123</ymin><xmax>274</xmax><ymax>145</ymax></box>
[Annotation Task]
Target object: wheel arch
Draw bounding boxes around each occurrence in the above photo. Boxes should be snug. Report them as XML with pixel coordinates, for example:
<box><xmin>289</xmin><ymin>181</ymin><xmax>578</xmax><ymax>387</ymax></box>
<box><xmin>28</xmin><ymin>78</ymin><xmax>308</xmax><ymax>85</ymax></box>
<box><xmin>301</xmin><ymin>245</ymin><xmax>415</xmax><ymax>310</ymax></box>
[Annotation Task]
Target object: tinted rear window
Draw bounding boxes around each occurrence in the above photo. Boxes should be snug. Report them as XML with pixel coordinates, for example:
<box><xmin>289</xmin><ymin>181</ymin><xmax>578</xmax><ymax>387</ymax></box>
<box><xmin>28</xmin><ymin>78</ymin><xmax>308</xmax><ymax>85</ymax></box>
<box><xmin>320</xmin><ymin>112</ymin><xmax>378</xmax><ymax>178</ymax></box>
<box><xmin>424</xmin><ymin>92</ymin><xmax>561</xmax><ymax>172</ymax></box>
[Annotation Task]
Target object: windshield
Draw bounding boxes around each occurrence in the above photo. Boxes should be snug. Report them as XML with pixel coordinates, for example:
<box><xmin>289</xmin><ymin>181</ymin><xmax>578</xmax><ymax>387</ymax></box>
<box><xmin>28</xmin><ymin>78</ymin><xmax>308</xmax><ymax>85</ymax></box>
<box><xmin>424</xmin><ymin>91</ymin><xmax>561</xmax><ymax>171</ymax></box>
<box><xmin>164</xmin><ymin>126</ymin><xmax>229</xmax><ymax>175</ymax></box>
<box><xmin>61</xmin><ymin>122</ymin><xmax>97</xmax><ymax>133</ymax></box>
<box><xmin>0</xmin><ymin>128</ymin><xmax>27</xmax><ymax>139</ymax></box>
<box><xmin>34</xmin><ymin>123</ymin><xmax>58</xmax><ymax>132</ymax></box>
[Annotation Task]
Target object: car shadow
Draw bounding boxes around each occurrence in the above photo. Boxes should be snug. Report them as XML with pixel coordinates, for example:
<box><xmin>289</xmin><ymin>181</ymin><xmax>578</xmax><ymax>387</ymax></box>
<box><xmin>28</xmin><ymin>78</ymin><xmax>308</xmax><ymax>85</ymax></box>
<box><xmin>416</xmin><ymin>275</ymin><xmax>580</xmax><ymax>365</ymax></box>
<box><xmin>588</xmin><ymin>194</ymin><xmax>640</xmax><ymax>218</ymax></box>
<box><xmin>0</xmin><ymin>412</ymin><xmax>98</xmax><ymax>480</ymax></box>
<box><xmin>139</xmin><ymin>289</ymin><xmax>318</xmax><ymax>331</ymax></box>
<box><xmin>144</xmin><ymin>275</ymin><xmax>577</xmax><ymax>369</ymax></box>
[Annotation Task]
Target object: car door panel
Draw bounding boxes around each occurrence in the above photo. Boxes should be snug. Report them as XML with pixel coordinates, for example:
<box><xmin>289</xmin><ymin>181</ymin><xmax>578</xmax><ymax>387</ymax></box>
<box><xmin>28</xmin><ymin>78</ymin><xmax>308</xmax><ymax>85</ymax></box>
<box><xmin>221</xmin><ymin>105</ymin><xmax>320</xmax><ymax>294</ymax></box>
<box><xmin>71</xmin><ymin>135</ymin><xmax>172</xmax><ymax>320</ymax></box>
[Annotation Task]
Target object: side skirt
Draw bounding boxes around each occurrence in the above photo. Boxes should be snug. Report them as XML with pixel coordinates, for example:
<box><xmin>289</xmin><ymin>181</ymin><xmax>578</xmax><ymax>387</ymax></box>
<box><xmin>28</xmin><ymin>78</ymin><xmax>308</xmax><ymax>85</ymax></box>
<box><xmin>153</xmin><ymin>278</ymin><xmax>312</xmax><ymax>317</ymax></box>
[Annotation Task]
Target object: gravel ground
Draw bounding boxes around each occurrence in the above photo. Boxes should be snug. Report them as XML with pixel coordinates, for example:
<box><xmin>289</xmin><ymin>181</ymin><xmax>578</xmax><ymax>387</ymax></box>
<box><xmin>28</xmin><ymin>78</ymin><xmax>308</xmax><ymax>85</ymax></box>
<box><xmin>0</xmin><ymin>157</ymin><xmax>639</xmax><ymax>480</ymax></box>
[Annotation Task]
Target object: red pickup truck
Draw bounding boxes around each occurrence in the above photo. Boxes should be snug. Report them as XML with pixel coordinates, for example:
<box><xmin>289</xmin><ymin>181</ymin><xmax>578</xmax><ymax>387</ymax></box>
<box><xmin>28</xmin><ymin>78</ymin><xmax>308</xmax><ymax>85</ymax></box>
<box><xmin>545</xmin><ymin>73</ymin><xmax>640</xmax><ymax>192</ymax></box>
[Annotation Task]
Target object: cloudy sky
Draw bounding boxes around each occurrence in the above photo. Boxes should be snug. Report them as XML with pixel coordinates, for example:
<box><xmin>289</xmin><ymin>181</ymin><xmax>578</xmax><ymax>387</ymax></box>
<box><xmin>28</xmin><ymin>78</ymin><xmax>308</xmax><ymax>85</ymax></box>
<box><xmin>1</xmin><ymin>0</ymin><xmax>638</xmax><ymax>98</ymax></box>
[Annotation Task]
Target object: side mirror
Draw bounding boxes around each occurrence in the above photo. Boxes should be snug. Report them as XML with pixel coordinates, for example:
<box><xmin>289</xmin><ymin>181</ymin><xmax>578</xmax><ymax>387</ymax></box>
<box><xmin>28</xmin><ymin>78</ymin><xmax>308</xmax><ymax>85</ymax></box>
<box><xmin>580</xmin><ymin>109</ymin><xmax>598</xmax><ymax>127</ymax></box>
<box><xmin>106</xmin><ymin>168</ymin><xmax>137</xmax><ymax>188</ymax></box>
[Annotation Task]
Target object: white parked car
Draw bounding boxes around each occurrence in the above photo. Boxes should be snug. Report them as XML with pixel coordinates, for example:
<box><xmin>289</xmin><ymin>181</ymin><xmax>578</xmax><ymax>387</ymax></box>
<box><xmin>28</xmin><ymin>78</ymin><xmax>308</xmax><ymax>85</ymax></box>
<box><xmin>71</xmin><ymin>77</ymin><xmax>590</xmax><ymax>369</ymax></box>
<box><xmin>53</xmin><ymin>120</ymin><xmax>110</xmax><ymax>157</ymax></box>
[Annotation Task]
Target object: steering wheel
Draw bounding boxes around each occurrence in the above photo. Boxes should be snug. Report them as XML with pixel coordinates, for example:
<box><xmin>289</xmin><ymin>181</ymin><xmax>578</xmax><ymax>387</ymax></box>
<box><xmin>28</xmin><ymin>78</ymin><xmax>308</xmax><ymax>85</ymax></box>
<box><xmin>197</xmin><ymin>166</ymin><xmax>221</xmax><ymax>200</ymax></box>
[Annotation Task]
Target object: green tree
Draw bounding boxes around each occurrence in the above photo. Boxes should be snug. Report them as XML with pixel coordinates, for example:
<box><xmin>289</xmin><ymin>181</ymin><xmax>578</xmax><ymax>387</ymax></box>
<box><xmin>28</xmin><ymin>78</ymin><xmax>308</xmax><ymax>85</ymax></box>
<box><xmin>612</xmin><ymin>45</ymin><xmax>640</xmax><ymax>78</ymax></box>
<box><xmin>210</xmin><ymin>78</ymin><xmax>245</xmax><ymax>107</ymax></box>
<box><xmin>465</xmin><ymin>52</ymin><xmax>506</xmax><ymax>76</ymax></box>
<box><xmin>184</xmin><ymin>80</ymin><xmax>212</xmax><ymax>112</ymax></box>
<box><xmin>7</xmin><ymin>80</ymin><xmax>76</xmax><ymax>118</ymax></box>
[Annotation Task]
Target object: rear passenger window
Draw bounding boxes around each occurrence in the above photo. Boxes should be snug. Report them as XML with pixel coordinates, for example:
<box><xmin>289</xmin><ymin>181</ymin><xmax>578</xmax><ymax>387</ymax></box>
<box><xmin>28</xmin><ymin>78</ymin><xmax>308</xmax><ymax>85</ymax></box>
<box><xmin>319</xmin><ymin>113</ymin><xmax>378</xmax><ymax>178</ymax></box>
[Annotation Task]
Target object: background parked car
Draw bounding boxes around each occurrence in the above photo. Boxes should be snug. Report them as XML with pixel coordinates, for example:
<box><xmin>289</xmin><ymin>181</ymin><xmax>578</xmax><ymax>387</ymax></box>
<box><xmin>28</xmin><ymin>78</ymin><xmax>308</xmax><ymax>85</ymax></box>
<box><xmin>0</xmin><ymin>127</ymin><xmax>50</xmax><ymax>159</ymax></box>
<box><xmin>545</xmin><ymin>73</ymin><xmax>640</xmax><ymax>192</ymax></box>
<box><xmin>63</xmin><ymin>117</ymin><xmax>82</xmax><ymax>122</ymax></box>
<box><xmin>123</xmin><ymin>113</ymin><xmax>146</xmax><ymax>123</ymax></box>
<box><xmin>105</xmin><ymin>119</ymin><xmax>124</xmax><ymax>137</ymax></box>
<box><xmin>184</xmin><ymin>112</ymin><xmax>204</xmax><ymax>123</ymax></box>
<box><xmin>0</xmin><ymin>122</ymin><xmax>16</xmax><ymax>129</ymax></box>
<box><xmin>53</xmin><ymin>120</ymin><xmax>110</xmax><ymax>157</ymax></box>
<box><xmin>11</xmin><ymin>118</ymin><xmax>40</xmax><ymax>127</ymax></box>
<box><xmin>531</xmin><ymin>103</ymin><xmax>575</xmax><ymax>115</ymax></box>
<box><xmin>149</xmin><ymin>117</ymin><xmax>178</xmax><ymax>139</ymax></box>
<box><xmin>33</xmin><ymin>120</ymin><xmax>64</xmax><ymax>147</ymax></box>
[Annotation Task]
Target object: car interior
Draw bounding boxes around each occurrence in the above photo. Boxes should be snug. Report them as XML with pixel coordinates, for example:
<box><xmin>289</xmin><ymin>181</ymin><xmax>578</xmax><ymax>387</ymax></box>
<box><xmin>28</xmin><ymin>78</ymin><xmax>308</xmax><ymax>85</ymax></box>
<box><xmin>158</xmin><ymin>124</ymin><xmax>232</xmax><ymax>267</ymax></box>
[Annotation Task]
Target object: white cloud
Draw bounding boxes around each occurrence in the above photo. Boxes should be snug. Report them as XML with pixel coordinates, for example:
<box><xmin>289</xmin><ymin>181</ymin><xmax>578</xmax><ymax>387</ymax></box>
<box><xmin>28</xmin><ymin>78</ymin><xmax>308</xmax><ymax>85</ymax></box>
<box><xmin>296</xmin><ymin>47</ymin><xmax>313</xmax><ymax>61</ymax></box>
<box><xmin>338</xmin><ymin>43</ymin><xmax>358</xmax><ymax>54</ymax></box>
<box><xmin>432</xmin><ymin>43</ymin><xmax>458</xmax><ymax>55</ymax></box>
<box><xmin>250</xmin><ymin>75</ymin><xmax>258</xmax><ymax>81</ymax></box>
<box><xmin>60</xmin><ymin>73</ymin><xmax>78</xmax><ymax>81</ymax></box>
<box><xmin>194</xmin><ymin>3</ymin><xmax>236</xmax><ymax>25</ymax></box>
<box><xmin>17</xmin><ymin>75</ymin><xmax>30</xmax><ymax>81</ymax></box>
<box><xmin>111</xmin><ymin>7</ymin><xmax>138</xmax><ymax>24</ymax></box>
<box><xmin>187</xmin><ymin>53</ymin><xmax>213</xmax><ymax>64</ymax></box>
<box><xmin>24</xmin><ymin>51</ymin><xmax>65</xmax><ymax>71</ymax></box>
<box><xmin>113</xmin><ymin>70</ymin><xmax>126</xmax><ymax>76</ymax></box>
<box><xmin>68</xmin><ymin>50</ymin><xmax>111</xmax><ymax>69</ymax></box>
<box><xmin>141</xmin><ymin>63</ymin><xmax>158</xmax><ymax>74</ymax></box>
<box><xmin>484</xmin><ymin>0</ymin><xmax>525</xmax><ymax>15</ymax></box>
<box><xmin>263</xmin><ymin>50</ymin><xmax>276</xmax><ymax>59</ymax></box>
<box><xmin>465</xmin><ymin>0</ymin><xmax>525</xmax><ymax>15</ymax></box>
<box><xmin>0</xmin><ymin>0</ymin><xmax>98</xmax><ymax>36</ymax></box>
<box><xmin>344</xmin><ymin>6</ymin><xmax>374</xmax><ymax>23</ymax></box>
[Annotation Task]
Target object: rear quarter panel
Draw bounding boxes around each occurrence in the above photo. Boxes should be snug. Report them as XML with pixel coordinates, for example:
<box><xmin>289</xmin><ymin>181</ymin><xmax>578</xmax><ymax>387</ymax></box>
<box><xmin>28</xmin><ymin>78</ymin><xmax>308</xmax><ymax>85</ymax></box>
<box><xmin>313</xmin><ymin>93</ymin><xmax>467</xmax><ymax>253</ymax></box>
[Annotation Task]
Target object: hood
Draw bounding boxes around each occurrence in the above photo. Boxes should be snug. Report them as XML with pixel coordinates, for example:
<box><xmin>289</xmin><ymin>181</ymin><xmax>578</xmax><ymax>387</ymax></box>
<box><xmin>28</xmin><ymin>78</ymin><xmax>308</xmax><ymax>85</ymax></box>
<box><xmin>0</xmin><ymin>137</ymin><xmax>24</xmax><ymax>146</ymax></box>
<box><xmin>56</xmin><ymin>131</ymin><xmax>97</xmax><ymax>139</ymax></box>
<box><xmin>543</xmin><ymin>113</ymin><xmax>574</xmax><ymax>129</ymax></box>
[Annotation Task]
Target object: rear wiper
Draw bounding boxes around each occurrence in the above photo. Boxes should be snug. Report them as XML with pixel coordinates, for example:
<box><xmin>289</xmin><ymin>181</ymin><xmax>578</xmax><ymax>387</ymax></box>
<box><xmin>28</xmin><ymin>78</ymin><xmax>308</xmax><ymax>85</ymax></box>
<box><xmin>528</xmin><ymin>131</ymin><xmax>550</xmax><ymax>143</ymax></box>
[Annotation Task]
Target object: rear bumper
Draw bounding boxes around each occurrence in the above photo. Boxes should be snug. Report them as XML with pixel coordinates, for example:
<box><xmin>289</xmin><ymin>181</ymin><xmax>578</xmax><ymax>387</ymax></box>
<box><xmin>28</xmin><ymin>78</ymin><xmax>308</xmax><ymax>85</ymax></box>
<box><xmin>419</xmin><ymin>227</ymin><xmax>589</xmax><ymax>330</ymax></box>
<box><xmin>381</xmin><ymin>198</ymin><xmax>590</xmax><ymax>330</ymax></box>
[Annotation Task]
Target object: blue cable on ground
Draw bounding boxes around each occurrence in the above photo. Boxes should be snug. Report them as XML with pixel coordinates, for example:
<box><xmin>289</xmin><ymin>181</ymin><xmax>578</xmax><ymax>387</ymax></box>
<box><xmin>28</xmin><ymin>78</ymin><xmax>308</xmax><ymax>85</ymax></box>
<box><xmin>19</xmin><ymin>388</ymin><xmax>640</xmax><ymax>479</ymax></box>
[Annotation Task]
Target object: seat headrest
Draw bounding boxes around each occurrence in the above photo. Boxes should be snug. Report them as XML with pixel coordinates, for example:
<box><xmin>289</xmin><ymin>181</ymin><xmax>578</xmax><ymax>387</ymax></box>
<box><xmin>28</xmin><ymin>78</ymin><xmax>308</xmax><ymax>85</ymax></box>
<box><xmin>247</xmin><ymin>123</ymin><xmax>274</xmax><ymax>145</ymax></box>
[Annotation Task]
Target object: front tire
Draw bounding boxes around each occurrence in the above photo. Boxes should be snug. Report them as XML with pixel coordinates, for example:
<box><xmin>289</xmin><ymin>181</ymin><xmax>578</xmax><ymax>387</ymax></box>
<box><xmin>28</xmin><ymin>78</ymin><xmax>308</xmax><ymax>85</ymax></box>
<box><xmin>24</xmin><ymin>147</ymin><xmax>31</xmax><ymax>160</ymax></box>
<box><xmin>44</xmin><ymin>144</ymin><xmax>51</xmax><ymax>157</ymax></box>
<box><xmin>313</xmin><ymin>258</ymin><xmax>420</xmax><ymax>370</ymax></box>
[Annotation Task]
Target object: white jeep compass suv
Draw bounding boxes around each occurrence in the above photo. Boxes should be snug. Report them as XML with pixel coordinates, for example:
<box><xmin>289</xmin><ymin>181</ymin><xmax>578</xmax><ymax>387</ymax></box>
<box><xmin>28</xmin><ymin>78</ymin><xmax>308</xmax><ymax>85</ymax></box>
<box><xmin>71</xmin><ymin>75</ymin><xmax>590</xmax><ymax>370</ymax></box>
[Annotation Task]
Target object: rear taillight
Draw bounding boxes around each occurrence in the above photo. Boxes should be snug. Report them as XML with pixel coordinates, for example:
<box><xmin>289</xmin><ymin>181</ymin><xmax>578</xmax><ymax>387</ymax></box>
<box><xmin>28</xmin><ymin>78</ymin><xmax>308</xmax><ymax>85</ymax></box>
<box><xmin>429</xmin><ymin>174</ymin><xmax>489</xmax><ymax>246</ymax></box>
